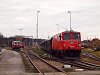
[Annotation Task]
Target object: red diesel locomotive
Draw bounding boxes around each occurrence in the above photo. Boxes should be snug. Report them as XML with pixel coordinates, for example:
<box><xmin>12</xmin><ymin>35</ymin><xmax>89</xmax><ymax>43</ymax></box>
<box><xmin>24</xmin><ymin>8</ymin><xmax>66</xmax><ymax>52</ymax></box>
<box><xmin>40</xmin><ymin>30</ymin><xmax>81</xmax><ymax>57</ymax></box>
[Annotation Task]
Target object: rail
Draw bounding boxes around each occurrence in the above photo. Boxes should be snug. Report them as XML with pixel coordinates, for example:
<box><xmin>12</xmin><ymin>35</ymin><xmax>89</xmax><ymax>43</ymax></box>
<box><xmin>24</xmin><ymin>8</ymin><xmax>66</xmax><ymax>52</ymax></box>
<box><xmin>24</xmin><ymin>49</ymin><xmax>67</xmax><ymax>75</ymax></box>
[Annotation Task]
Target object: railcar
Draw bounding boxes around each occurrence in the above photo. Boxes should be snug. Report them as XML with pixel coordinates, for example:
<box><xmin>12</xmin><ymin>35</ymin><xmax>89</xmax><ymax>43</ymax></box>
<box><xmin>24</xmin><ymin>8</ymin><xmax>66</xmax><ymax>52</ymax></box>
<box><xmin>11</xmin><ymin>41</ymin><xmax>24</xmax><ymax>49</ymax></box>
<box><xmin>40</xmin><ymin>30</ymin><xmax>81</xmax><ymax>57</ymax></box>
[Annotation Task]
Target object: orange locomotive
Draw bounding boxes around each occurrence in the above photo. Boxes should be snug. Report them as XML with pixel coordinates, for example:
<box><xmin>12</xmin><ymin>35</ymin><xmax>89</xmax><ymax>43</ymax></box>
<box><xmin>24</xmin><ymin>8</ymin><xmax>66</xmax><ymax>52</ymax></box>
<box><xmin>40</xmin><ymin>30</ymin><xmax>81</xmax><ymax>57</ymax></box>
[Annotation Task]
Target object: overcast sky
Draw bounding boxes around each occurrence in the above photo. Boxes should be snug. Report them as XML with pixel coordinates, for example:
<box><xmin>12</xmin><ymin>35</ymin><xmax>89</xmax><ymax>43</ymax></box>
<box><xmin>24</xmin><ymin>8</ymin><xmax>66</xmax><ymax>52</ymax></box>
<box><xmin>0</xmin><ymin>0</ymin><xmax>100</xmax><ymax>40</ymax></box>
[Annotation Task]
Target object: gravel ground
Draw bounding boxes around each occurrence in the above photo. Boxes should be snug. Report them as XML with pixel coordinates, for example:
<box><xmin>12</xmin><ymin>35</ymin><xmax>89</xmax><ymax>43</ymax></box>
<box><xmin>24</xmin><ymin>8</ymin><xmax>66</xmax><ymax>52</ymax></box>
<box><xmin>0</xmin><ymin>49</ymin><xmax>99</xmax><ymax>75</ymax></box>
<box><xmin>70</xmin><ymin>71</ymin><xmax>100</xmax><ymax>75</ymax></box>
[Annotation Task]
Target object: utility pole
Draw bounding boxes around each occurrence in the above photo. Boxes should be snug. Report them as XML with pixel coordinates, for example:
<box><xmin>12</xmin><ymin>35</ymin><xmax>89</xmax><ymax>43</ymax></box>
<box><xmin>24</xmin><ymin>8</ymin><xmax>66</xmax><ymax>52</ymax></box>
<box><xmin>19</xmin><ymin>28</ymin><xmax>23</xmax><ymax>36</ymax></box>
<box><xmin>48</xmin><ymin>32</ymin><xmax>50</xmax><ymax>39</ymax></box>
<box><xmin>36</xmin><ymin>11</ymin><xmax>40</xmax><ymax>39</ymax></box>
<box><xmin>68</xmin><ymin>11</ymin><xmax>72</xmax><ymax>31</ymax></box>
<box><xmin>57</xmin><ymin>24</ymin><xmax>59</xmax><ymax>33</ymax></box>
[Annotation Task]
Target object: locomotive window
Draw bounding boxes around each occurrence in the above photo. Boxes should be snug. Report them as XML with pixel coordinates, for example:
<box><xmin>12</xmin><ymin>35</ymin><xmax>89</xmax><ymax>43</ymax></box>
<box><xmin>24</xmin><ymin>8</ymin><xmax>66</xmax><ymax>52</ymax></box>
<box><xmin>64</xmin><ymin>33</ymin><xmax>70</xmax><ymax>40</ymax></box>
<box><xmin>59</xmin><ymin>34</ymin><xmax>62</xmax><ymax>40</ymax></box>
<box><xmin>15</xmin><ymin>42</ymin><xmax>17</xmax><ymax>44</ymax></box>
<box><xmin>73</xmin><ymin>33</ymin><xmax>80</xmax><ymax>40</ymax></box>
<box><xmin>18</xmin><ymin>42</ymin><xmax>20</xmax><ymax>44</ymax></box>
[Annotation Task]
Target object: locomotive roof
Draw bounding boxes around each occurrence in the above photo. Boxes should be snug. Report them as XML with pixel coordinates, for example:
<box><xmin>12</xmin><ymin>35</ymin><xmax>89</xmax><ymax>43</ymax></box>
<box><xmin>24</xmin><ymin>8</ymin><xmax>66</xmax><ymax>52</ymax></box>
<box><xmin>52</xmin><ymin>30</ymin><xmax>80</xmax><ymax>38</ymax></box>
<box><xmin>12</xmin><ymin>41</ymin><xmax>21</xmax><ymax>42</ymax></box>
<box><xmin>63</xmin><ymin>30</ymin><xmax>80</xmax><ymax>33</ymax></box>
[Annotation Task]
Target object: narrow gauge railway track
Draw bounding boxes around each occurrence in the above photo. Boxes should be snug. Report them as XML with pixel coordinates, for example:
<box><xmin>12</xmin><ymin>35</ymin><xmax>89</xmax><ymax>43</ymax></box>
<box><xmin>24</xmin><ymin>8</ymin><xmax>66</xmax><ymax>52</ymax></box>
<box><xmin>82</xmin><ymin>52</ymin><xmax>100</xmax><ymax>61</ymax></box>
<box><xmin>43</xmin><ymin>57</ymin><xmax>100</xmax><ymax>70</ymax></box>
<box><xmin>24</xmin><ymin>49</ymin><xmax>66</xmax><ymax>75</ymax></box>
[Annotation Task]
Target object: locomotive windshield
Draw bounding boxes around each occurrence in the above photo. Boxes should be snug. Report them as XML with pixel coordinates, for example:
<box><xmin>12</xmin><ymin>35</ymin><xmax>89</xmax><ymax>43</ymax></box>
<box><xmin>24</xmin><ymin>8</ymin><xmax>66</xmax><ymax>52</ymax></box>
<box><xmin>73</xmin><ymin>33</ymin><xmax>80</xmax><ymax>40</ymax></box>
<box><xmin>64</xmin><ymin>33</ymin><xmax>70</xmax><ymax>40</ymax></box>
<box><xmin>63</xmin><ymin>32</ymin><xmax>80</xmax><ymax>40</ymax></box>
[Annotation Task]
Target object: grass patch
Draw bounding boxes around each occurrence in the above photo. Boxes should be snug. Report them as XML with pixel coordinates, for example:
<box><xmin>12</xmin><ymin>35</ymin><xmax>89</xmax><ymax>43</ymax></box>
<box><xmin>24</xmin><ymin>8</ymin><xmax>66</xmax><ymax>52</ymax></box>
<box><xmin>31</xmin><ymin>47</ymin><xmax>48</xmax><ymax>57</ymax></box>
<box><xmin>92</xmin><ymin>51</ymin><xmax>100</xmax><ymax>57</ymax></box>
<box><xmin>81</xmin><ymin>48</ymin><xmax>100</xmax><ymax>57</ymax></box>
<box><xmin>82</xmin><ymin>58</ymin><xmax>93</xmax><ymax>63</ymax></box>
<box><xmin>81</xmin><ymin>48</ymin><xmax>93</xmax><ymax>53</ymax></box>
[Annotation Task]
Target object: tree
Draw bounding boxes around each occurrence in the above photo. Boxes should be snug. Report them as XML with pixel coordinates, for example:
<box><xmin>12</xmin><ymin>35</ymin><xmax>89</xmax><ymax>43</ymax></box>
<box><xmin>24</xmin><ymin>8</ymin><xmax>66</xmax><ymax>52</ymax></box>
<box><xmin>89</xmin><ymin>38</ymin><xmax>100</xmax><ymax>50</ymax></box>
<box><xmin>0</xmin><ymin>32</ymin><xmax>3</xmax><ymax>46</ymax></box>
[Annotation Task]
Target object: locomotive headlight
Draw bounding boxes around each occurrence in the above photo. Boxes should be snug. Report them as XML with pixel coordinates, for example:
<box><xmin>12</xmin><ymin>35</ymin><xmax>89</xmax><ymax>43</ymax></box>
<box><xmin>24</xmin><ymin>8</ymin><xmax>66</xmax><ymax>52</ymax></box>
<box><xmin>64</xmin><ymin>44</ymin><xmax>66</xmax><ymax>47</ymax></box>
<box><xmin>79</xmin><ymin>43</ymin><xmax>81</xmax><ymax>47</ymax></box>
<box><xmin>70</xmin><ymin>42</ymin><xmax>74</xmax><ymax>44</ymax></box>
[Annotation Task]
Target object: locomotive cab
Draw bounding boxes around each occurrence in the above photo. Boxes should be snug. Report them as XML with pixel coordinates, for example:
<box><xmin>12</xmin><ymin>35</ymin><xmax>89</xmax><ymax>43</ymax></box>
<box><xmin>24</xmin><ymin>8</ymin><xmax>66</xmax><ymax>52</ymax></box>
<box><xmin>61</xmin><ymin>31</ymin><xmax>81</xmax><ymax>57</ymax></box>
<box><xmin>62</xmin><ymin>31</ymin><xmax>81</xmax><ymax>48</ymax></box>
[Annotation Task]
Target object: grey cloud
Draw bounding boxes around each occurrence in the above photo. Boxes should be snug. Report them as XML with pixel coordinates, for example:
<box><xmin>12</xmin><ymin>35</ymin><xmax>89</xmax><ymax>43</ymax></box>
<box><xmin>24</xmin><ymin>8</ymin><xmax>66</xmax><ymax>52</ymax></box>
<box><xmin>0</xmin><ymin>0</ymin><xmax>100</xmax><ymax>40</ymax></box>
